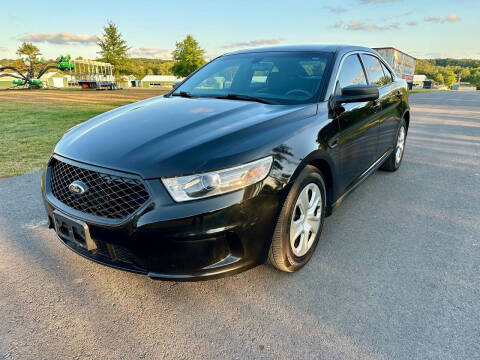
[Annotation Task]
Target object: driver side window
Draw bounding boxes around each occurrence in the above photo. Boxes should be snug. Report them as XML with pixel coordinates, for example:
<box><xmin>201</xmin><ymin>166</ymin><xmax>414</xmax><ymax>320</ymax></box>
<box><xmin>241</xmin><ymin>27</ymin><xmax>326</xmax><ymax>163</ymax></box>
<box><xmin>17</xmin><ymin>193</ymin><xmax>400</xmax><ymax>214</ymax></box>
<box><xmin>194</xmin><ymin>65</ymin><xmax>239</xmax><ymax>90</ymax></box>
<box><xmin>337</xmin><ymin>54</ymin><xmax>367</xmax><ymax>90</ymax></box>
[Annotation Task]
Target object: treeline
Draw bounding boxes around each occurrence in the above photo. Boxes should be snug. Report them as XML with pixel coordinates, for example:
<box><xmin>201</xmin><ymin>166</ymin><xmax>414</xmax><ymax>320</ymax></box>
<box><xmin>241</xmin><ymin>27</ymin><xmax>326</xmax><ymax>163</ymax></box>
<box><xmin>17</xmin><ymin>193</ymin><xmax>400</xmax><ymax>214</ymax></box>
<box><xmin>116</xmin><ymin>58</ymin><xmax>174</xmax><ymax>79</ymax></box>
<box><xmin>1</xmin><ymin>57</ymin><xmax>175</xmax><ymax>79</ymax></box>
<box><xmin>0</xmin><ymin>58</ymin><xmax>23</xmax><ymax>69</ymax></box>
<box><xmin>428</xmin><ymin>58</ymin><xmax>480</xmax><ymax>68</ymax></box>
<box><xmin>415</xmin><ymin>59</ymin><xmax>480</xmax><ymax>89</ymax></box>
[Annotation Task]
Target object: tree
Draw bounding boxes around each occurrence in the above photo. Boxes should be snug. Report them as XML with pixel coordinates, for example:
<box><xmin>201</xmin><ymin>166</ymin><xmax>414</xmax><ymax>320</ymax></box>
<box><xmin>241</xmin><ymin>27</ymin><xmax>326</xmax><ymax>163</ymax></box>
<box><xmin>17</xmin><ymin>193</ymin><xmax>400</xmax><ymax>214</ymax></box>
<box><xmin>442</xmin><ymin>70</ymin><xmax>457</xmax><ymax>87</ymax></box>
<box><xmin>171</xmin><ymin>35</ymin><xmax>205</xmax><ymax>77</ymax></box>
<box><xmin>457</xmin><ymin>68</ymin><xmax>470</xmax><ymax>83</ymax></box>
<box><xmin>15</xmin><ymin>42</ymin><xmax>44</xmax><ymax>75</ymax></box>
<box><xmin>431</xmin><ymin>72</ymin><xmax>444</xmax><ymax>84</ymax></box>
<box><xmin>14</xmin><ymin>43</ymin><xmax>43</xmax><ymax>82</ymax></box>
<box><xmin>97</xmin><ymin>21</ymin><xmax>130</xmax><ymax>73</ymax></box>
<box><xmin>16</xmin><ymin>42</ymin><xmax>41</xmax><ymax>60</ymax></box>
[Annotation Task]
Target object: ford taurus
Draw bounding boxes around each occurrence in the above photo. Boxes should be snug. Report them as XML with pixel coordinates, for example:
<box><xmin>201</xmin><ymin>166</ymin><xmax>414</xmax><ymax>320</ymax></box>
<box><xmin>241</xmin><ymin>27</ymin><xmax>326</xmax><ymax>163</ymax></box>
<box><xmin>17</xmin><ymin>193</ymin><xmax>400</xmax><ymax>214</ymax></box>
<box><xmin>41</xmin><ymin>45</ymin><xmax>410</xmax><ymax>280</ymax></box>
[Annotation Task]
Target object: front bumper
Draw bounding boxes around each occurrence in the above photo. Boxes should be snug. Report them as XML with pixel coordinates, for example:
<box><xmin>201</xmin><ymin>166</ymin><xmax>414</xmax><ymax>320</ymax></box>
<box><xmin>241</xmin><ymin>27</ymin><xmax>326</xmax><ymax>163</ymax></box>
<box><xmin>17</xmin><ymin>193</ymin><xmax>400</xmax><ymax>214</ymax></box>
<box><xmin>42</xmin><ymin>156</ymin><xmax>284</xmax><ymax>281</ymax></box>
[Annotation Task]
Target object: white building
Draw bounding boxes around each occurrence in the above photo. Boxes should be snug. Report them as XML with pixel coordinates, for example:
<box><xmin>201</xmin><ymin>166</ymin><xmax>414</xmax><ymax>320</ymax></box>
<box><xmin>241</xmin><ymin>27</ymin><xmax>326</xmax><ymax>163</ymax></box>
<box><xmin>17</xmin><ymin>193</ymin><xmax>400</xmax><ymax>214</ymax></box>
<box><xmin>141</xmin><ymin>75</ymin><xmax>184</xmax><ymax>88</ymax></box>
<box><xmin>40</xmin><ymin>72</ymin><xmax>68</xmax><ymax>87</ymax></box>
<box><xmin>412</xmin><ymin>75</ymin><xmax>427</xmax><ymax>82</ymax></box>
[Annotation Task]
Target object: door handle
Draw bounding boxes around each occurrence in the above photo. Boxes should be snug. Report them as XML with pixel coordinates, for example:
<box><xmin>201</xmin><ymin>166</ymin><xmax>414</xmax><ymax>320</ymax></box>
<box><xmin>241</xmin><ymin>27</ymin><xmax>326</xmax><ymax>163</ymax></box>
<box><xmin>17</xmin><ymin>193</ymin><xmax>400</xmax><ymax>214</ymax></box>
<box><xmin>372</xmin><ymin>100</ymin><xmax>381</xmax><ymax>111</ymax></box>
<box><xmin>395</xmin><ymin>91</ymin><xmax>403</xmax><ymax>99</ymax></box>
<box><xmin>328</xmin><ymin>137</ymin><xmax>339</xmax><ymax>148</ymax></box>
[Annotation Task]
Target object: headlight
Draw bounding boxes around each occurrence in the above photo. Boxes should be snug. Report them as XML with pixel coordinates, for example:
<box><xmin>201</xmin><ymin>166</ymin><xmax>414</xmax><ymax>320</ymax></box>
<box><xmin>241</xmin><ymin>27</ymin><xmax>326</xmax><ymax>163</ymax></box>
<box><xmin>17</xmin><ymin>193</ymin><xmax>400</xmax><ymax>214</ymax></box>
<box><xmin>162</xmin><ymin>156</ymin><xmax>273</xmax><ymax>202</ymax></box>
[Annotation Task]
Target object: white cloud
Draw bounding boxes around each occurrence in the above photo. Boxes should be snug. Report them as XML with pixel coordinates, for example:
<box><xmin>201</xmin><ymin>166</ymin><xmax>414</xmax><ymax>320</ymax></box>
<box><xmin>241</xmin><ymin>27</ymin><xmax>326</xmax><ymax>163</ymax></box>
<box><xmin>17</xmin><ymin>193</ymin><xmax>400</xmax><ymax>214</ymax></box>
<box><xmin>327</xmin><ymin>21</ymin><xmax>344</xmax><ymax>29</ymax></box>
<box><xmin>424</xmin><ymin>14</ymin><xmax>461</xmax><ymax>23</ymax></box>
<box><xmin>424</xmin><ymin>16</ymin><xmax>442</xmax><ymax>23</ymax></box>
<box><xmin>0</xmin><ymin>46</ymin><xmax>7</xmax><ymax>53</ymax></box>
<box><xmin>346</xmin><ymin>21</ymin><xmax>399</xmax><ymax>31</ymax></box>
<box><xmin>444</xmin><ymin>13</ymin><xmax>461</xmax><ymax>22</ymax></box>
<box><xmin>406</xmin><ymin>21</ymin><xmax>418</xmax><ymax>26</ymax></box>
<box><xmin>129</xmin><ymin>47</ymin><xmax>171</xmax><ymax>59</ymax></box>
<box><xmin>205</xmin><ymin>53</ymin><xmax>221</xmax><ymax>61</ymax></box>
<box><xmin>221</xmin><ymin>38</ymin><xmax>284</xmax><ymax>49</ymax></box>
<box><xmin>325</xmin><ymin>6</ymin><xmax>347</xmax><ymax>13</ymax></box>
<box><xmin>19</xmin><ymin>32</ymin><xmax>100</xmax><ymax>45</ymax></box>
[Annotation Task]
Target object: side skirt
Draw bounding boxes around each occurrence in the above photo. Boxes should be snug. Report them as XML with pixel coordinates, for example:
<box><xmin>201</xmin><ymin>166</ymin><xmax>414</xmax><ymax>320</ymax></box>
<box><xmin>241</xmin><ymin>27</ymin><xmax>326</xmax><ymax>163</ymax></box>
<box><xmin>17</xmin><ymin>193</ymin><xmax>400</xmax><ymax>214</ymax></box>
<box><xmin>331</xmin><ymin>149</ymin><xmax>392</xmax><ymax>213</ymax></box>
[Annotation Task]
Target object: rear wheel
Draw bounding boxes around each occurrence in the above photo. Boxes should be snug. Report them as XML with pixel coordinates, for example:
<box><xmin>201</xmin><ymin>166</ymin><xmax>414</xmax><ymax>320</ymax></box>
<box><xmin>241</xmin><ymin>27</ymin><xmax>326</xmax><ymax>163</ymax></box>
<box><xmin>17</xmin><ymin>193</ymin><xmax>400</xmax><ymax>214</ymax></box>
<box><xmin>380</xmin><ymin>119</ymin><xmax>407</xmax><ymax>172</ymax></box>
<box><xmin>268</xmin><ymin>166</ymin><xmax>326</xmax><ymax>272</ymax></box>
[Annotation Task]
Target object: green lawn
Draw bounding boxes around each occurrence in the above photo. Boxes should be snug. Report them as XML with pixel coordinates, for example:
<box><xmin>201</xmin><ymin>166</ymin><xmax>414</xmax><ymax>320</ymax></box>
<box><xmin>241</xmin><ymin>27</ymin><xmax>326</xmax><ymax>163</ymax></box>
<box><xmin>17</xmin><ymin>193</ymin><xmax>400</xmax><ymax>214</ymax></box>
<box><xmin>0</xmin><ymin>88</ymin><xmax>167</xmax><ymax>178</ymax></box>
<box><xmin>0</xmin><ymin>102</ymin><xmax>120</xmax><ymax>178</ymax></box>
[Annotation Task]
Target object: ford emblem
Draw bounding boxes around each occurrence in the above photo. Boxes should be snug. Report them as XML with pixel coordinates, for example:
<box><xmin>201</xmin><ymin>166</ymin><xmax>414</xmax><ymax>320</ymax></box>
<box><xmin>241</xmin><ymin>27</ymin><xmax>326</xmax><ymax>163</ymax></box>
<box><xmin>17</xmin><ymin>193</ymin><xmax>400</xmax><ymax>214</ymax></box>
<box><xmin>69</xmin><ymin>180</ymin><xmax>88</xmax><ymax>195</ymax></box>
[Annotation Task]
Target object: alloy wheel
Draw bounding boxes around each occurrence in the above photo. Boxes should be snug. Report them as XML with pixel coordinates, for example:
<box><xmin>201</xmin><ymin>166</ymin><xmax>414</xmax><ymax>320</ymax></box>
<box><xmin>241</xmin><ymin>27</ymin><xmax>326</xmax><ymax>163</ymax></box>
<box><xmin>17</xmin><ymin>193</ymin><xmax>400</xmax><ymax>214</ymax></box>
<box><xmin>290</xmin><ymin>183</ymin><xmax>322</xmax><ymax>257</ymax></box>
<box><xmin>395</xmin><ymin>126</ymin><xmax>406</xmax><ymax>165</ymax></box>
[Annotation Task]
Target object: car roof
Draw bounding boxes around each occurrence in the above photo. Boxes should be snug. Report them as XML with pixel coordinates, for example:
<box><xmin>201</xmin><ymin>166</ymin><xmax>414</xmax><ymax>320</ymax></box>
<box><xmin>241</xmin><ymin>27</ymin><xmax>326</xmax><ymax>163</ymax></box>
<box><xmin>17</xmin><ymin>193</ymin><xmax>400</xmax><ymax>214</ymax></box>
<box><xmin>225</xmin><ymin>44</ymin><xmax>375</xmax><ymax>56</ymax></box>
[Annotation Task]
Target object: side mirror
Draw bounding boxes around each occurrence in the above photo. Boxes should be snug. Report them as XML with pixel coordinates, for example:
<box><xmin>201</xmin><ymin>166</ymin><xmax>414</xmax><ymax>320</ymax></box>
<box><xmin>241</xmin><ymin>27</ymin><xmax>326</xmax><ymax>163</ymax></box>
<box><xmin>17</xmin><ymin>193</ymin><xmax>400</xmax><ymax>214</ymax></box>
<box><xmin>333</xmin><ymin>85</ymin><xmax>379</xmax><ymax>106</ymax></box>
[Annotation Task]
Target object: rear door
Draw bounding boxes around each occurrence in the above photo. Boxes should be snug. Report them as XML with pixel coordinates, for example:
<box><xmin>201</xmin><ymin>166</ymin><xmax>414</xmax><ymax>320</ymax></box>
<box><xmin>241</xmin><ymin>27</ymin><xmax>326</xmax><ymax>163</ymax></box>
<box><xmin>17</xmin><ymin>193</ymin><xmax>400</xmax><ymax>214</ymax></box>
<box><xmin>334</xmin><ymin>54</ymin><xmax>380</xmax><ymax>194</ymax></box>
<box><xmin>378</xmin><ymin>62</ymin><xmax>404</xmax><ymax>154</ymax></box>
<box><xmin>361</xmin><ymin>54</ymin><xmax>402</xmax><ymax>156</ymax></box>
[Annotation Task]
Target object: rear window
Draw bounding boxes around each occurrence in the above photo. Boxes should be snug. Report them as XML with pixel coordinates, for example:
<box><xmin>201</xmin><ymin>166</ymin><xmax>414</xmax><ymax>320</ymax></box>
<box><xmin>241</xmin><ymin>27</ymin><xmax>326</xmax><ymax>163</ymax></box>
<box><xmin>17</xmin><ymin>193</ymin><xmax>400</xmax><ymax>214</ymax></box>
<box><xmin>362</xmin><ymin>54</ymin><xmax>386</xmax><ymax>87</ymax></box>
<box><xmin>381</xmin><ymin>62</ymin><xmax>393</xmax><ymax>83</ymax></box>
<box><xmin>362</xmin><ymin>54</ymin><xmax>393</xmax><ymax>87</ymax></box>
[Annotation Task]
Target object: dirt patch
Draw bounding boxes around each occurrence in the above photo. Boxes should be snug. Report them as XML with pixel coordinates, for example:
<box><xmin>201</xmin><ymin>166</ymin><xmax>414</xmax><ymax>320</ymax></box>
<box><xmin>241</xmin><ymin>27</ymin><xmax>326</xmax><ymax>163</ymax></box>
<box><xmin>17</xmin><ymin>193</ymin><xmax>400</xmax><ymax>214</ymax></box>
<box><xmin>0</xmin><ymin>88</ymin><xmax>169</xmax><ymax>105</ymax></box>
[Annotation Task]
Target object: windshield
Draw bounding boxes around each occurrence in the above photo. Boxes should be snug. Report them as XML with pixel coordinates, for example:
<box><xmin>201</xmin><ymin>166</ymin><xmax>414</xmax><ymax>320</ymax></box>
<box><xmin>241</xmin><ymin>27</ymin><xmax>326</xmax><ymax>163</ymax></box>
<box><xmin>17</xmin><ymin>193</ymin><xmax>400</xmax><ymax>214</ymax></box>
<box><xmin>172</xmin><ymin>51</ymin><xmax>333</xmax><ymax>105</ymax></box>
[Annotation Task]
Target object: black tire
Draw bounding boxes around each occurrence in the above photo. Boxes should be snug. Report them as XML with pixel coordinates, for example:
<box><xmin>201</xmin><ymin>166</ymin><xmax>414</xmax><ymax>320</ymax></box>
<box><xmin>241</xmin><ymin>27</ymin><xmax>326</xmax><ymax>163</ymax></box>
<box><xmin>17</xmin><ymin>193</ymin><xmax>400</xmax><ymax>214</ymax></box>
<box><xmin>380</xmin><ymin>118</ymin><xmax>407</xmax><ymax>172</ymax></box>
<box><xmin>268</xmin><ymin>165</ymin><xmax>326</xmax><ymax>272</ymax></box>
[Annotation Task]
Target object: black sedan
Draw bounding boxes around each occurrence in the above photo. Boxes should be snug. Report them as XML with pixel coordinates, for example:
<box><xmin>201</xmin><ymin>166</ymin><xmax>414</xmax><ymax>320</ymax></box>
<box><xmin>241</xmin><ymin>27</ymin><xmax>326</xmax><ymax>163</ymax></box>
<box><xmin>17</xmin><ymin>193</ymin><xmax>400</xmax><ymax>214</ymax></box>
<box><xmin>41</xmin><ymin>45</ymin><xmax>410</xmax><ymax>280</ymax></box>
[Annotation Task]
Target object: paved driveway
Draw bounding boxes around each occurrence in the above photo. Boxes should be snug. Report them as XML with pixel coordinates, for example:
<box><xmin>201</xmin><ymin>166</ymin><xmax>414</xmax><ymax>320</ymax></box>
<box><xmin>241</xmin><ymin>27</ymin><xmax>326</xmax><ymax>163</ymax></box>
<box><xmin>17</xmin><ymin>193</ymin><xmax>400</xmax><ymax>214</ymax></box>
<box><xmin>1</xmin><ymin>91</ymin><xmax>479</xmax><ymax>360</ymax></box>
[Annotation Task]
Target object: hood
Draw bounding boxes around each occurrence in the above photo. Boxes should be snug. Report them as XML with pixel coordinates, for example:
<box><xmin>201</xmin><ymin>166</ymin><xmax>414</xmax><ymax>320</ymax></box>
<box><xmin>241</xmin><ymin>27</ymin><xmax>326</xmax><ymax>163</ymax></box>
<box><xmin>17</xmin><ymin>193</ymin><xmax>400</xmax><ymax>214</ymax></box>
<box><xmin>55</xmin><ymin>96</ymin><xmax>317</xmax><ymax>178</ymax></box>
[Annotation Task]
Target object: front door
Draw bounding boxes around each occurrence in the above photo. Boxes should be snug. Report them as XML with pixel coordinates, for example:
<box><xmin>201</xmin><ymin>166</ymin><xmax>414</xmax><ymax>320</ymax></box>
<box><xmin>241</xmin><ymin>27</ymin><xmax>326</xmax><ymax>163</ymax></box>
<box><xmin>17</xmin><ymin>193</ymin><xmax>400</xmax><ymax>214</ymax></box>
<box><xmin>360</xmin><ymin>54</ymin><xmax>402</xmax><ymax>156</ymax></box>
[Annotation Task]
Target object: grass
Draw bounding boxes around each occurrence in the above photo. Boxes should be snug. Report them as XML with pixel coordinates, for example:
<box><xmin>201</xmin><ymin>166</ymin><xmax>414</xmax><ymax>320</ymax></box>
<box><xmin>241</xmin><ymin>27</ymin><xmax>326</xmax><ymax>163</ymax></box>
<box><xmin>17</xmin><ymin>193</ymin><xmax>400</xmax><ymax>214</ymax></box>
<box><xmin>0</xmin><ymin>89</ymin><xmax>167</xmax><ymax>178</ymax></box>
<box><xmin>408</xmin><ymin>88</ymin><xmax>448</xmax><ymax>94</ymax></box>
<box><xmin>0</xmin><ymin>103</ymin><xmax>116</xmax><ymax>177</ymax></box>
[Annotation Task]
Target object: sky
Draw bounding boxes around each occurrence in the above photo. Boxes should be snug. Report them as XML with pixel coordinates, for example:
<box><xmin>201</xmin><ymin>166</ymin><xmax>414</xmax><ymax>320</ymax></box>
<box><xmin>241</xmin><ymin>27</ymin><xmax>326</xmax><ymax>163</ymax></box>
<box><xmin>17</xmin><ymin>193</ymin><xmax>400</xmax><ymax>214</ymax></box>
<box><xmin>2</xmin><ymin>0</ymin><xmax>479</xmax><ymax>61</ymax></box>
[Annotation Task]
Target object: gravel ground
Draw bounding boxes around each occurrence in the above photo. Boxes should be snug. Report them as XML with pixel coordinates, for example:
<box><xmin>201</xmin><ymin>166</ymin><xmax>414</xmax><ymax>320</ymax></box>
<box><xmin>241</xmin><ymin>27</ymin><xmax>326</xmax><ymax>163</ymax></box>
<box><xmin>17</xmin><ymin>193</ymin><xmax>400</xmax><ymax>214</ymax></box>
<box><xmin>1</xmin><ymin>91</ymin><xmax>479</xmax><ymax>360</ymax></box>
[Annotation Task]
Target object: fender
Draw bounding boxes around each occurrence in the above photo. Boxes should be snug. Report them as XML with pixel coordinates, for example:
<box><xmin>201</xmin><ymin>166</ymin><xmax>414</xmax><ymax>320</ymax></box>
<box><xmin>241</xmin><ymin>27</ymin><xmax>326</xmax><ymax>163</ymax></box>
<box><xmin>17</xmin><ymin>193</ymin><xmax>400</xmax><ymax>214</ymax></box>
<box><xmin>267</xmin><ymin>103</ymin><xmax>339</xmax><ymax>215</ymax></box>
<box><xmin>287</xmin><ymin>149</ymin><xmax>338</xmax><ymax>215</ymax></box>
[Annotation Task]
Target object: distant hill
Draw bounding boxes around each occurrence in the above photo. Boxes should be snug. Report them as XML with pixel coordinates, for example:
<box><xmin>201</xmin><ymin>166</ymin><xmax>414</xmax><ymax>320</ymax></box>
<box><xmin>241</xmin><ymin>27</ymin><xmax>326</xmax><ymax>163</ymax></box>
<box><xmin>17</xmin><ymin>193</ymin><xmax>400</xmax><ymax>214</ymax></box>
<box><xmin>415</xmin><ymin>59</ymin><xmax>480</xmax><ymax>89</ymax></box>
<box><xmin>121</xmin><ymin>58</ymin><xmax>175</xmax><ymax>78</ymax></box>
<box><xmin>426</xmin><ymin>58</ymin><xmax>480</xmax><ymax>68</ymax></box>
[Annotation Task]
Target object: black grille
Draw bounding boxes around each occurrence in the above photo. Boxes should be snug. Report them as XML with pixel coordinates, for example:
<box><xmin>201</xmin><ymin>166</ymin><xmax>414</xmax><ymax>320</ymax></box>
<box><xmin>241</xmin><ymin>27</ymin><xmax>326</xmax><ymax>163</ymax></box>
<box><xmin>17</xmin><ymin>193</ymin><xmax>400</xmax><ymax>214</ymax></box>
<box><xmin>50</xmin><ymin>159</ymin><xmax>150</xmax><ymax>220</ymax></box>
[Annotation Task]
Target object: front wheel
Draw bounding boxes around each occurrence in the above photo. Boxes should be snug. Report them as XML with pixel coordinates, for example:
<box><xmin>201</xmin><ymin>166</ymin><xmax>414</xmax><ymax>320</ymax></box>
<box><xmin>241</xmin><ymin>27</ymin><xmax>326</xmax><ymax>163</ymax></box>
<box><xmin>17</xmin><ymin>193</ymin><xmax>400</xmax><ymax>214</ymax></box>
<box><xmin>268</xmin><ymin>165</ymin><xmax>326</xmax><ymax>272</ymax></box>
<box><xmin>380</xmin><ymin>119</ymin><xmax>407</xmax><ymax>172</ymax></box>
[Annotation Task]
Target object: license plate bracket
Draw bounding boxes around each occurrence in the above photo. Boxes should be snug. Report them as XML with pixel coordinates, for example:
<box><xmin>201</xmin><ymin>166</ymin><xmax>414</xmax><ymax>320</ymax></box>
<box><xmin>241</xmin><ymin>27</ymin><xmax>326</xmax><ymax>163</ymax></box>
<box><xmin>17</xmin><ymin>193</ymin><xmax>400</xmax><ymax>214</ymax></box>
<box><xmin>53</xmin><ymin>210</ymin><xmax>97</xmax><ymax>251</ymax></box>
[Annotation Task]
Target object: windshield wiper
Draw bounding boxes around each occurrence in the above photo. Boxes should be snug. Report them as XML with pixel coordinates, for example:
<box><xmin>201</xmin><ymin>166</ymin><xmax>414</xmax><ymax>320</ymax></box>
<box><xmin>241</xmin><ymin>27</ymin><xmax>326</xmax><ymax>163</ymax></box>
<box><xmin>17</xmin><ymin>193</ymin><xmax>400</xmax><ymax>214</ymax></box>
<box><xmin>214</xmin><ymin>93</ymin><xmax>273</xmax><ymax>104</ymax></box>
<box><xmin>172</xmin><ymin>91</ymin><xmax>195</xmax><ymax>98</ymax></box>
